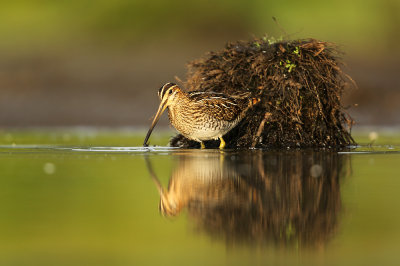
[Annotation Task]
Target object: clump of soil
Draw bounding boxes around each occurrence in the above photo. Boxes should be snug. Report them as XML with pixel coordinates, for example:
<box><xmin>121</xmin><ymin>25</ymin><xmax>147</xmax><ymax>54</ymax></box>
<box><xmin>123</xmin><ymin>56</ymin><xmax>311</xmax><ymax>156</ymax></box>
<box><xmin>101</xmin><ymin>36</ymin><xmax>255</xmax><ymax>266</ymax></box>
<box><xmin>170</xmin><ymin>38</ymin><xmax>355</xmax><ymax>149</ymax></box>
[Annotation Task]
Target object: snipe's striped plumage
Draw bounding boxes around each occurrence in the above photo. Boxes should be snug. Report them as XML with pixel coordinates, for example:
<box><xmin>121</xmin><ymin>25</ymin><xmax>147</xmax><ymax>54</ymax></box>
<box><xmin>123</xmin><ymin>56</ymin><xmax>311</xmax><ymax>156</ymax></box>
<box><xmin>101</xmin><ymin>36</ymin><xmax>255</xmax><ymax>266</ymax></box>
<box><xmin>143</xmin><ymin>83</ymin><xmax>258</xmax><ymax>149</ymax></box>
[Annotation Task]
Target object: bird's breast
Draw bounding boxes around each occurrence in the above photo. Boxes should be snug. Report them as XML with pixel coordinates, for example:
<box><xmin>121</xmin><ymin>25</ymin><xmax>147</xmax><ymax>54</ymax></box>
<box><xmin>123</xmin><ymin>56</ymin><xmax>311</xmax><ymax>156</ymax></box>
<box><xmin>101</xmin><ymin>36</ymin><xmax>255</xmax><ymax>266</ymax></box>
<box><xmin>168</xmin><ymin>104</ymin><xmax>241</xmax><ymax>141</ymax></box>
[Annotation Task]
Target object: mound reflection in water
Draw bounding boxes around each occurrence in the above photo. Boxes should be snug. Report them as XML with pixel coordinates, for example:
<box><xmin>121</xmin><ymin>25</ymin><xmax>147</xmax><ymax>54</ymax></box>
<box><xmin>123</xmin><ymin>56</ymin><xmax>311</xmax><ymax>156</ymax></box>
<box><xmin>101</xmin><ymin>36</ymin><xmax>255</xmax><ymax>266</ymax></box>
<box><xmin>147</xmin><ymin>151</ymin><xmax>350</xmax><ymax>247</ymax></box>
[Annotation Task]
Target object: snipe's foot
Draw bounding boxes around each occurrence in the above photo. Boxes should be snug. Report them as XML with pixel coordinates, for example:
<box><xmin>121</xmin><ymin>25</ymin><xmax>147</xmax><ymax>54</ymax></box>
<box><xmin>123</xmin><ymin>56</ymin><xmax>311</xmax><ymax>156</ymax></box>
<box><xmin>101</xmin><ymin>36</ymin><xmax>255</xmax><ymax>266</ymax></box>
<box><xmin>219</xmin><ymin>137</ymin><xmax>226</xmax><ymax>149</ymax></box>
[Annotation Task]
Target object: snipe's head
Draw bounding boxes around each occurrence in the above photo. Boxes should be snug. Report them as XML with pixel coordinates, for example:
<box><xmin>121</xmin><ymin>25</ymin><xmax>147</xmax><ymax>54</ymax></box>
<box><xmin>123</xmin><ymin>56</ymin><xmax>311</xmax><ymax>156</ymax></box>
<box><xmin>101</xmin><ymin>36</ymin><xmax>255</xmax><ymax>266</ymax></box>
<box><xmin>159</xmin><ymin>191</ymin><xmax>181</xmax><ymax>217</ymax></box>
<box><xmin>158</xmin><ymin>82</ymin><xmax>182</xmax><ymax>103</ymax></box>
<box><xmin>143</xmin><ymin>83</ymin><xmax>182</xmax><ymax>146</ymax></box>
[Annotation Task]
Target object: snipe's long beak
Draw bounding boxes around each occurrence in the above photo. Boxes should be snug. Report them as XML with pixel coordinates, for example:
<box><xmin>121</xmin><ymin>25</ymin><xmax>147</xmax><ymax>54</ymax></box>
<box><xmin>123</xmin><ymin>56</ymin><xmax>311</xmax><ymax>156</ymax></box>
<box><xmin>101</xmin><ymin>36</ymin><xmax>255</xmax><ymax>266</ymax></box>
<box><xmin>143</xmin><ymin>101</ymin><xmax>168</xmax><ymax>146</ymax></box>
<box><xmin>145</xmin><ymin>156</ymin><xmax>164</xmax><ymax>195</ymax></box>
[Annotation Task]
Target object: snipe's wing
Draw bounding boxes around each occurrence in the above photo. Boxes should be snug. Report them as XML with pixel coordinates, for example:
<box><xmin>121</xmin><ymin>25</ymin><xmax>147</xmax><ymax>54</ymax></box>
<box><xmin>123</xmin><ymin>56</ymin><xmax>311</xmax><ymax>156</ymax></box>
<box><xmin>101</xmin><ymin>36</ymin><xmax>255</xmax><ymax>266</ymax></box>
<box><xmin>188</xmin><ymin>92</ymin><xmax>250</xmax><ymax>122</ymax></box>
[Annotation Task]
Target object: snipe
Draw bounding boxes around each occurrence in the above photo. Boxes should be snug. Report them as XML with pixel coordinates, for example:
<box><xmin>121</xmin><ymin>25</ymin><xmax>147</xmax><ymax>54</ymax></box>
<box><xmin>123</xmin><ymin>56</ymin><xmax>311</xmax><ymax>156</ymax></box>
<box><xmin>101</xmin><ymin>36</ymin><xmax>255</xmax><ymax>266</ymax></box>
<box><xmin>143</xmin><ymin>83</ymin><xmax>258</xmax><ymax>149</ymax></box>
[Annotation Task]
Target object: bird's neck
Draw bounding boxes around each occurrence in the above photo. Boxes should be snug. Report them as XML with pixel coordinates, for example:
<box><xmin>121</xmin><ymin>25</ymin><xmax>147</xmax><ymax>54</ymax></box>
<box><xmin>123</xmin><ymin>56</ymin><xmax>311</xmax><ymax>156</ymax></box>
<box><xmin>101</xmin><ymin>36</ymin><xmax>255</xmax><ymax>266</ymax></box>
<box><xmin>167</xmin><ymin>92</ymin><xmax>191</xmax><ymax>128</ymax></box>
<box><xmin>169</xmin><ymin>92</ymin><xmax>190</xmax><ymax>109</ymax></box>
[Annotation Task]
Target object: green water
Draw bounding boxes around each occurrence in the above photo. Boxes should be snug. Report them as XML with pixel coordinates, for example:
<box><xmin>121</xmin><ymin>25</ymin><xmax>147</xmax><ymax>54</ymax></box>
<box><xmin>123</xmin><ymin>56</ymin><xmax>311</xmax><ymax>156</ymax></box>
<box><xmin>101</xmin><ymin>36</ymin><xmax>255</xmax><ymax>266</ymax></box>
<box><xmin>1</xmin><ymin>130</ymin><xmax>400</xmax><ymax>265</ymax></box>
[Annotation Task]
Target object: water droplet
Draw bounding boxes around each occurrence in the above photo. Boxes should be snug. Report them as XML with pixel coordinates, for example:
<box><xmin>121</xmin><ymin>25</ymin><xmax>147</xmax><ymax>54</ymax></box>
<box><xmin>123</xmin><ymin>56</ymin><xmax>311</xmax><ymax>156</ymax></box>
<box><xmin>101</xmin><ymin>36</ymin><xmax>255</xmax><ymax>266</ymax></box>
<box><xmin>369</xmin><ymin>131</ymin><xmax>378</xmax><ymax>141</ymax></box>
<box><xmin>43</xmin><ymin>162</ymin><xmax>56</xmax><ymax>175</ymax></box>
<box><xmin>310</xmin><ymin>164</ymin><xmax>323</xmax><ymax>178</ymax></box>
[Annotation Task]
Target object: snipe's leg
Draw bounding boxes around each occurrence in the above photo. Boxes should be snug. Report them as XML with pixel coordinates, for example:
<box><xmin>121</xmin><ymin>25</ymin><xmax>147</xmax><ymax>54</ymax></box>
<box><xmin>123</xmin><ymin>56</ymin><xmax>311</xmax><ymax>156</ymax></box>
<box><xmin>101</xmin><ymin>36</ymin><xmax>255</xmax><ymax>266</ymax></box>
<box><xmin>200</xmin><ymin>141</ymin><xmax>206</xmax><ymax>149</ymax></box>
<box><xmin>219</xmin><ymin>137</ymin><xmax>226</xmax><ymax>149</ymax></box>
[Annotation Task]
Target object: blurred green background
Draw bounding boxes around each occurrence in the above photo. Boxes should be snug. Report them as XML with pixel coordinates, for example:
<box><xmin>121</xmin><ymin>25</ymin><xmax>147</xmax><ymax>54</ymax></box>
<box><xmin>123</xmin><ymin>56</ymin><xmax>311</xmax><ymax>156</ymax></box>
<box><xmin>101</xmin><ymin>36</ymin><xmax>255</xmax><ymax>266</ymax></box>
<box><xmin>0</xmin><ymin>0</ymin><xmax>399</xmax><ymax>127</ymax></box>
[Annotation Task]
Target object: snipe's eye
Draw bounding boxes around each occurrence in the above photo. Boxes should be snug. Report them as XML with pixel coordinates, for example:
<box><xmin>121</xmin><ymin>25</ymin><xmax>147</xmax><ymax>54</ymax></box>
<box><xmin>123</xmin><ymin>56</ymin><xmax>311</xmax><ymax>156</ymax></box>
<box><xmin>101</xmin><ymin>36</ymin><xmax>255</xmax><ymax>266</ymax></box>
<box><xmin>169</xmin><ymin>90</ymin><xmax>173</xmax><ymax>95</ymax></box>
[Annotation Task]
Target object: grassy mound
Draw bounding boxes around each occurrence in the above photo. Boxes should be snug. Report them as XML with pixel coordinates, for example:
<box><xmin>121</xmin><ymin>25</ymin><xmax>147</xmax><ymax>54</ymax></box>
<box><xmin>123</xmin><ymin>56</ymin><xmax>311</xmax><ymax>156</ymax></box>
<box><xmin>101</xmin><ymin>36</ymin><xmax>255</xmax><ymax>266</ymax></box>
<box><xmin>170</xmin><ymin>38</ymin><xmax>355</xmax><ymax>149</ymax></box>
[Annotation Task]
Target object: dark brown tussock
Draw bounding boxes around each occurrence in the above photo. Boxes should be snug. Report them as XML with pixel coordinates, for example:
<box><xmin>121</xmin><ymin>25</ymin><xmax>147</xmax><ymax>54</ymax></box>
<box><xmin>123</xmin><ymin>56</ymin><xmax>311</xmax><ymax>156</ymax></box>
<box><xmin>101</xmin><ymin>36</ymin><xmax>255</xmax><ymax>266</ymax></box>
<box><xmin>169</xmin><ymin>37</ymin><xmax>356</xmax><ymax>149</ymax></box>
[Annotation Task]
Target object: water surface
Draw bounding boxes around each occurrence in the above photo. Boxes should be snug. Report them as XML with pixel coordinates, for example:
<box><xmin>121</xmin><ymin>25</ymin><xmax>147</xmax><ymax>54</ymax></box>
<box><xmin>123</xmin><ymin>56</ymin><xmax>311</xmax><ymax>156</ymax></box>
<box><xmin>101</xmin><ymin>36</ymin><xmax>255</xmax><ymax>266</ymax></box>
<box><xmin>1</xmin><ymin>141</ymin><xmax>400</xmax><ymax>265</ymax></box>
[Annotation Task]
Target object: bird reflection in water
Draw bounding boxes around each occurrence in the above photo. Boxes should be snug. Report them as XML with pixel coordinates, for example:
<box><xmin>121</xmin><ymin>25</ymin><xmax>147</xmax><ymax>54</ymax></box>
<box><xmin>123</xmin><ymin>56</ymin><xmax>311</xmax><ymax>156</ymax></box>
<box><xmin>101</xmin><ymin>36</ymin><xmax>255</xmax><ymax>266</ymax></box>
<box><xmin>146</xmin><ymin>151</ymin><xmax>351</xmax><ymax>248</ymax></box>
